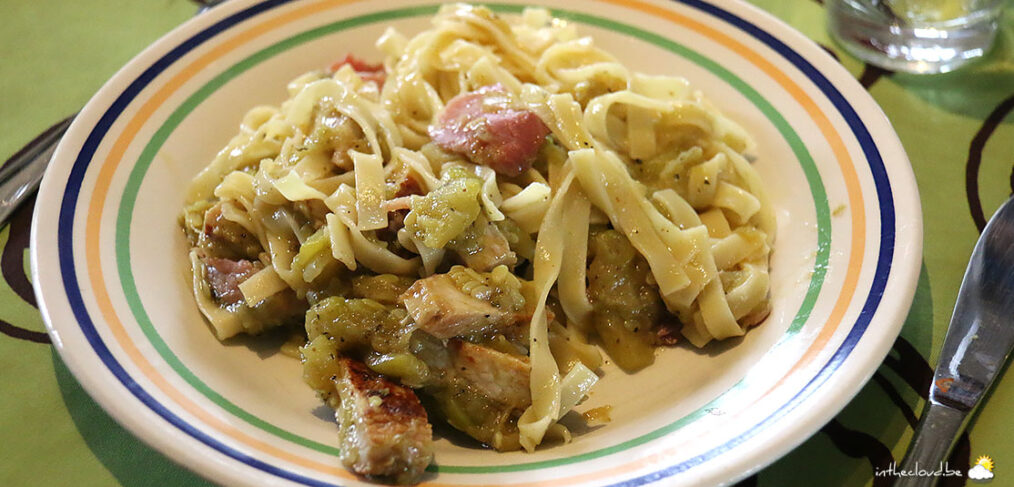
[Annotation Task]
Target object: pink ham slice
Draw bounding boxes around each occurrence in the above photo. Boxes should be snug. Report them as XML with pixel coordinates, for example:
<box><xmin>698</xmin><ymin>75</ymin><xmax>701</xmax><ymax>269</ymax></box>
<box><xmin>204</xmin><ymin>257</ymin><xmax>258</xmax><ymax>306</ymax></box>
<box><xmin>429</xmin><ymin>85</ymin><xmax>550</xmax><ymax>177</ymax></box>
<box><xmin>329</xmin><ymin>54</ymin><xmax>386</xmax><ymax>87</ymax></box>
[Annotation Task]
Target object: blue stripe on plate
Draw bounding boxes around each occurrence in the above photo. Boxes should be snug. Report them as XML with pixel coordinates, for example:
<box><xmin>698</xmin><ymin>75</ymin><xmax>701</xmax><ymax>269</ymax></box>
<box><xmin>54</xmin><ymin>0</ymin><xmax>896</xmax><ymax>485</ymax></box>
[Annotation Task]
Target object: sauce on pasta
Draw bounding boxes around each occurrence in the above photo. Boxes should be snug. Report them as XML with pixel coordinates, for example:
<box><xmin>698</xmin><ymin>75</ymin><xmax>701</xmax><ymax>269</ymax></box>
<box><xmin>180</xmin><ymin>4</ymin><xmax>774</xmax><ymax>483</ymax></box>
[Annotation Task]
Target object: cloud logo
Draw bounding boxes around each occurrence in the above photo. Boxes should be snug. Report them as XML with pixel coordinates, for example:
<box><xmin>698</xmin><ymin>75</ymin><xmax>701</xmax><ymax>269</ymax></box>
<box><xmin>968</xmin><ymin>464</ymin><xmax>994</xmax><ymax>481</ymax></box>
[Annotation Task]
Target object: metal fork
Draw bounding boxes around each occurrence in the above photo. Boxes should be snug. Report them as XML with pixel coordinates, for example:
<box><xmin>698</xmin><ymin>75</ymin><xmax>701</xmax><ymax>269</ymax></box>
<box><xmin>0</xmin><ymin>0</ymin><xmax>226</xmax><ymax>226</ymax></box>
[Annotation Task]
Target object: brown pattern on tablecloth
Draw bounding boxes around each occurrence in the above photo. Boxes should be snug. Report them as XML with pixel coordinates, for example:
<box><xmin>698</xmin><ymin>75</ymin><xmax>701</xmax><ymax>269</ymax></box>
<box><xmin>817</xmin><ymin>44</ymin><xmax>892</xmax><ymax>89</ymax></box>
<box><xmin>822</xmin><ymin>419</ymin><xmax>894</xmax><ymax>487</ymax></box>
<box><xmin>0</xmin><ymin>315</ymin><xmax>49</xmax><ymax>343</ymax></box>
<box><xmin>871</xmin><ymin>372</ymin><xmax>918</xmax><ymax>427</ymax></box>
<box><xmin>735</xmin><ymin>473</ymin><xmax>759</xmax><ymax>486</ymax></box>
<box><xmin>1009</xmin><ymin>162</ymin><xmax>1014</xmax><ymax>195</ymax></box>
<box><xmin>966</xmin><ymin>92</ymin><xmax>1014</xmax><ymax>232</ymax></box>
<box><xmin>819</xmin><ymin>43</ymin><xmax>841</xmax><ymax>62</ymax></box>
<box><xmin>0</xmin><ymin>193</ymin><xmax>47</xmax><ymax>344</ymax></box>
<box><xmin>857</xmin><ymin>64</ymin><xmax>892</xmax><ymax>89</ymax></box>
<box><xmin>883</xmin><ymin>337</ymin><xmax>932</xmax><ymax>397</ymax></box>
<box><xmin>3</xmin><ymin>196</ymin><xmax>37</xmax><ymax>307</ymax></box>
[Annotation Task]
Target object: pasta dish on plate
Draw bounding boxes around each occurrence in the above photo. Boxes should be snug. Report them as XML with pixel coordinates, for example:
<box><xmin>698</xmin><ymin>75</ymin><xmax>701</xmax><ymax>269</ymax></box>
<box><xmin>180</xmin><ymin>3</ymin><xmax>774</xmax><ymax>483</ymax></box>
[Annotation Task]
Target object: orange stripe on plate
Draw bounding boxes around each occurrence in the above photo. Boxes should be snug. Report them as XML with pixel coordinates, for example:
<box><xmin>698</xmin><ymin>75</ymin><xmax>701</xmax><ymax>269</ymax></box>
<box><xmin>82</xmin><ymin>0</ymin><xmax>869</xmax><ymax>484</ymax></box>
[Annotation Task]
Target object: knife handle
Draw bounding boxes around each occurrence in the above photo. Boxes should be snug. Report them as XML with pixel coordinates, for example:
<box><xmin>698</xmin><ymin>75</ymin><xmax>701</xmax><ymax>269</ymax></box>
<box><xmin>894</xmin><ymin>401</ymin><xmax>967</xmax><ymax>487</ymax></box>
<box><xmin>0</xmin><ymin>115</ymin><xmax>73</xmax><ymax>225</ymax></box>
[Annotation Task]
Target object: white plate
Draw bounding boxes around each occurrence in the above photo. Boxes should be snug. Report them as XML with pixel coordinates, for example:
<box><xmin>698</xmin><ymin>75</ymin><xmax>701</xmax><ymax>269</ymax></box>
<box><xmin>31</xmin><ymin>0</ymin><xmax>922</xmax><ymax>485</ymax></box>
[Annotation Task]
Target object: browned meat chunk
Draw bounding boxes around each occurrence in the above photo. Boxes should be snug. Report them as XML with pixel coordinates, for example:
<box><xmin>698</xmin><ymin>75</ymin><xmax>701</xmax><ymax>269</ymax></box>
<box><xmin>204</xmin><ymin>257</ymin><xmax>258</xmax><ymax>306</ymax></box>
<box><xmin>429</xmin><ymin>85</ymin><xmax>550</xmax><ymax>177</ymax></box>
<box><xmin>375</xmin><ymin>208</ymin><xmax>410</xmax><ymax>245</ymax></box>
<box><xmin>655</xmin><ymin>320</ymin><xmax>681</xmax><ymax>346</ymax></box>
<box><xmin>333</xmin><ymin>357</ymin><xmax>433</xmax><ymax>484</ymax></box>
<box><xmin>449</xmin><ymin>339</ymin><xmax>531</xmax><ymax>408</ymax></box>
<box><xmin>398</xmin><ymin>274</ymin><xmax>518</xmax><ymax>339</ymax></box>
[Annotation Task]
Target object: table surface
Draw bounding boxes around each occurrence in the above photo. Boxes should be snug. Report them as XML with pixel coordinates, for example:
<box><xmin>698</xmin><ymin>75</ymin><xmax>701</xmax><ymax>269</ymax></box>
<box><xmin>2</xmin><ymin>0</ymin><xmax>1013</xmax><ymax>485</ymax></box>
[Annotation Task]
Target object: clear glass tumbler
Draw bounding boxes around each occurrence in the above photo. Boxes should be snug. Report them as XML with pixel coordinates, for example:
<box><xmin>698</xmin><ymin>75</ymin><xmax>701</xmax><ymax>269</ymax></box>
<box><xmin>827</xmin><ymin>0</ymin><xmax>1005</xmax><ymax>74</ymax></box>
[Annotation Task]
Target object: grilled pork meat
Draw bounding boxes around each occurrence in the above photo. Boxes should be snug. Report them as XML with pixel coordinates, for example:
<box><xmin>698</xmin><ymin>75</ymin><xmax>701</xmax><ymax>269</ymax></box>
<box><xmin>333</xmin><ymin>357</ymin><xmax>433</xmax><ymax>484</ymax></box>
<box><xmin>398</xmin><ymin>274</ymin><xmax>521</xmax><ymax>339</ymax></box>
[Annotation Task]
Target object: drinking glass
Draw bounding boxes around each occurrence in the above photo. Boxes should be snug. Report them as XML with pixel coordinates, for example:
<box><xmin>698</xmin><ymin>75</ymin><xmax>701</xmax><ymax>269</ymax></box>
<box><xmin>827</xmin><ymin>0</ymin><xmax>1005</xmax><ymax>73</ymax></box>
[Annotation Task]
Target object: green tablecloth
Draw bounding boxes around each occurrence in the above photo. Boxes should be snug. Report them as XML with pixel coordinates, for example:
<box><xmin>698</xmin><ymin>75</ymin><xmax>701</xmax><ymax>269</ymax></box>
<box><xmin>2</xmin><ymin>1</ymin><xmax>1012</xmax><ymax>485</ymax></box>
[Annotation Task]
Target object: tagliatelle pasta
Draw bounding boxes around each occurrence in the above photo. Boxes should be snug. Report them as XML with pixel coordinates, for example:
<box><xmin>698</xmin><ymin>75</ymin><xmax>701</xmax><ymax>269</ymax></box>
<box><xmin>180</xmin><ymin>4</ymin><xmax>773</xmax><ymax>483</ymax></box>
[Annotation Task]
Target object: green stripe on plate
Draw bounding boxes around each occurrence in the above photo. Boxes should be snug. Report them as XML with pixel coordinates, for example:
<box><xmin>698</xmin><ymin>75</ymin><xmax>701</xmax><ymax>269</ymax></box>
<box><xmin>114</xmin><ymin>2</ymin><xmax>830</xmax><ymax>474</ymax></box>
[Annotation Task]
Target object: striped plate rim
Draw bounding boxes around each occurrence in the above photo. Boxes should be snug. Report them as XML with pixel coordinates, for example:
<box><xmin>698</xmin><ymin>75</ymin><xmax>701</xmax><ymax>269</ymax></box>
<box><xmin>33</xmin><ymin>0</ymin><xmax>918</xmax><ymax>485</ymax></box>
